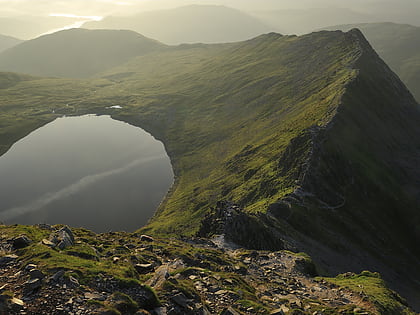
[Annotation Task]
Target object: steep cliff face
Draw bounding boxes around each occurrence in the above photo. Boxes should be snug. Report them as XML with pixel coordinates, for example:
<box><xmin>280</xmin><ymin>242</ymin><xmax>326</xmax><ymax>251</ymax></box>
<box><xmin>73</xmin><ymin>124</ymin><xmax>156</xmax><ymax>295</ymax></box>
<box><xmin>265</xmin><ymin>29</ymin><xmax>420</xmax><ymax>308</ymax></box>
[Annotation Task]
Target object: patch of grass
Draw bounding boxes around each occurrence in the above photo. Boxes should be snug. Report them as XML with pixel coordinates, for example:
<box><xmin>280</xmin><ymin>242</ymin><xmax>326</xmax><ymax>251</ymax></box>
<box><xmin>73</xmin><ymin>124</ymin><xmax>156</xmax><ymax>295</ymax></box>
<box><xmin>322</xmin><ymin>271</ymin><xmax>415</xmax><ymax>315</ymax></box>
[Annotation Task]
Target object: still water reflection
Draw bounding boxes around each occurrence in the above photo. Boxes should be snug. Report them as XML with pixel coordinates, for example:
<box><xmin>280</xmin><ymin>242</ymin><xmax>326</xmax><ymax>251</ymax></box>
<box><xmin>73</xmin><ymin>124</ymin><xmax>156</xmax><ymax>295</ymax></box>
<box><xmin>0</xmin><ymin>115</ymin><xmax>173</xmax><ymax>232</ymax></box>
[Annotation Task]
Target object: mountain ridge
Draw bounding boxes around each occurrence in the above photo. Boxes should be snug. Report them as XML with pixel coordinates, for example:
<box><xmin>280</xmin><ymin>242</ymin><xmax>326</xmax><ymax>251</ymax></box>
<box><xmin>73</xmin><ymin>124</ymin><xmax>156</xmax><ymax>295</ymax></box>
<box><xmin>0</xmin><ymin>28</ymin><xmax>167</xmax><ymax>78</ymax></box>
<box><xmin>321</xmin><ymin>22</ymin><xmax>420</xmax><ymax>102</ymax></box>
<box><xmin>0</xmin><ymin>29</ymin><xmax>419</xmax><ymax>310</ymax></box>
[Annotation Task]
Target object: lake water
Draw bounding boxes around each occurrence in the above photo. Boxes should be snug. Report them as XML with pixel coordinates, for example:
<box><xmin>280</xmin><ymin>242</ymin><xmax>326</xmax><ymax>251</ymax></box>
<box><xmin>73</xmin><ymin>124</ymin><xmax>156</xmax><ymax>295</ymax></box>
<box><xmin>0</xmin><ymin>115</ymin><xmax>174</xmax><ymax>232</ymax></box>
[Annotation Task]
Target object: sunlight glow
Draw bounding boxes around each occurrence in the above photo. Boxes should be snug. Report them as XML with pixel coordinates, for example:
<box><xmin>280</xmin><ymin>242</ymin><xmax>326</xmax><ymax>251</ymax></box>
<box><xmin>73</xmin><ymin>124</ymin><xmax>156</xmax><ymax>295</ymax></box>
<box><xmin>49</xmin><ymin>13</ymin><xmax>103</xmax><ymax>21</ymax></box>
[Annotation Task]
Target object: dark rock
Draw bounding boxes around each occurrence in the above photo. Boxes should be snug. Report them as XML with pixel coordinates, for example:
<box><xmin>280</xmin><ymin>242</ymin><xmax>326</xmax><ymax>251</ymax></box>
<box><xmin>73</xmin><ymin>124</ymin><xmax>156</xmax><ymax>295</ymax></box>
<box><xmin>170</xmin><ymin>292</ymin><xmax>191</xmax><ymax>309</ymax></box>
<box><xmin>50</xmin><ymin>270</ymin><xmax>65</xmax><ymax>282</ymax></box>
<box><xmin>0</xmin><ymin>254</ymin><xmax>18</xmax><ymax>266</ymax></box>
<box><xmin>140</xmin><ymin>235</ymin><xmax>154</xmax><ymax>242</ymax></box>
<box><xmin>29</xmin><ymin>269</ymin><xmax>45</xmax><ymax>280</ymax></box>
<box><xmin>134</xmin><ymin>263</ymin><xmax>155</xmax><ymax>274</ymax></box>
<box><xmin>24</xmin><ymin>278</ymin><xmax>42</xmax><ymax>294</ymax></box>
<box><xmin>12</xmin><ymin>235</ymin><xmax>32</xmax><ymax>249</ymax></box>
<box><xmin>293</xmin><ymin>257</ymin><xmax>317</xmax><ymax>277</ymax></box>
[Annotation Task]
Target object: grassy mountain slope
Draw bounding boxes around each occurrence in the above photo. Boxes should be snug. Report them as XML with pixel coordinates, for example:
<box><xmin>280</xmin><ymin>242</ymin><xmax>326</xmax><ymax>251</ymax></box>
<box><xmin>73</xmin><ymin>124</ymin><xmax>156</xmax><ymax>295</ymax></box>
<box><xmin>0</xmin><ymin>30</ymin><xmax>419</xmax><ymax>309</ymax></box>
<box><xmin>323</xmin><ymin>23</ymin><xmax>420</xmax><ymax>102</ymax></box>
<box><xmin>84</xmin><ymin>5</ymin><xmax>274</xmax><ymax>44</ymax></box>
<box><xmin>0</xmin><ymin>34</ymin><xmax>23</xmax><ymax>53</ymax></box>
<box><xmin>0</xmin><ymin>29</ymin><xmax>166</xmax><ymax>78</ymax></box>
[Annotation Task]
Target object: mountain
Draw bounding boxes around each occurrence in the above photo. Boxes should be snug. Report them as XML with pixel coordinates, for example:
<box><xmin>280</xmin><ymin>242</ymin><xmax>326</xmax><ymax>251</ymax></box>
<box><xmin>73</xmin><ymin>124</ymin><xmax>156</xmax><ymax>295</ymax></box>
<box><xmin>0</xmin><ymin>29</ymin><xmax>166</xmax><ymax>78</ymax></box>
<box><xmin>0</xmin><ymin>16</ymin><xmax>85</xmax><ymax>40</ymax></box>
<box><xmin>322</xmin><ymin>22</ymin><xmax>420</xmax><ymax>102</ymax></box>
<box><xmin>250</xmin><ymin>8</ymin><xmax>374</xmax><ymax>35</ymax></box>
<box><xmin>0</xmin><ymin>34</ymin><xmax>23</xmax><ymax>53</ymax></box>
<box><xmin>0</xmin><ymin>30</ymin><xmax>419</xmax><ymax>311</ymax></box>
<box><xmin>84</xmin><ymin>5</ymin><xmax>275</xmax><ymax>44</ymax></box>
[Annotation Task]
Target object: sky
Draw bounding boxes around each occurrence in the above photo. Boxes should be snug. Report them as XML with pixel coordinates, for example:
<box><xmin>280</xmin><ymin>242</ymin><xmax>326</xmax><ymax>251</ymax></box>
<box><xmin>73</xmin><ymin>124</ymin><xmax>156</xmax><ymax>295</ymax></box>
<box><xmin>0</xmin><ymin>0</ymin><xmax>419</xmax><ymax>39</ymax></box>
<box><xmin>0</xmin><ymin>0</ymin><xmax>419</xmax><ymax>17</ymax></box>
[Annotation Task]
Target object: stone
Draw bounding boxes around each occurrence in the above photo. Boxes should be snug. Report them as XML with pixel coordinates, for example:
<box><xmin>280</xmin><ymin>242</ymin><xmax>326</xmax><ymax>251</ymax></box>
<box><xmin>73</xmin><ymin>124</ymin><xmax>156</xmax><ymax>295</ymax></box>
<box><xmin>50</xmin><ymin>270</ymin><xmax>65</xmax><ymax>282</ymax></box>
<box><xmin>42</xmin><ymin>239</ymin><xmax>56</xmax><ymax>248</ymax></box>
<box><xmin>84</xmin><ymin>292</ymin><xmax>106</xmax><ymax>301</ymax></box>
<box><xmin>12</xmin><ymin>235</ymin><xmax>32</xmax><ymax>249</ymax></box>
<box><xmin>134</xmin><ymin>263</ymin><xmax>154</xmax><ymax>274</ymax></box>
<box><xmin>0</xmin><ymin>254</ymin><xmax>18</xmax><ymax>266</ymax></box>
<box><xmin>170</xmin><ymin>292</ymin><xmax>189</xmax><ymax>308</ymax></box>
<box><xmin>24</xmin><ymin>264</ymin><xmax>37</xmax><ymax>272</ymax></box>
<box><xmin>49</xmin><ymin>226</ymin><xmax>75</xmax><ymax>250</ymax></box>
<box><xmin>147</xmin><ymin>265</ymin><xmax>169</xmax><ymax>289</ymax></box>
<box><xmin>66</xmin><ymin>276</ymin><xmax>80</xmax><ymax>288</ymax></box>
<box><xmin>29</xmin><ymin>269</ymin><xmax>45</xmax><ymax>280</ymax></box>
<box><xmin>140</xmin><ymin>235</ymin><xmax>154</xmax><ymax>242</ymax></box>
<box><xmin>24</xmin><ymin>278</ymin><xmax>42</xmax><ymax>293</ymax></box>
<box><xmin>270</xmin><ymin>308</ymin><xmax>285</xmax><ymax>315</ymax></box>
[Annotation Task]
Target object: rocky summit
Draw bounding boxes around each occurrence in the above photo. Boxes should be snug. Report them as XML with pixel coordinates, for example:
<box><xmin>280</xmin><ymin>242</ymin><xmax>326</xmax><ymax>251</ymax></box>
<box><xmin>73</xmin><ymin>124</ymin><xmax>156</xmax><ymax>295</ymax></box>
<box><xmin>0</xmin><ymin>224</ymin><xmax>415</xmax><ymax>314</ymax></box>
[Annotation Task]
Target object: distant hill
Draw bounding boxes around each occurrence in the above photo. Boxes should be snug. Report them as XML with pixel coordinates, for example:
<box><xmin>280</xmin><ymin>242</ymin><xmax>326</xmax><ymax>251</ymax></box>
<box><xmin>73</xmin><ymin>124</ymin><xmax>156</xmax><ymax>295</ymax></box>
<box><xmin>84</xmin><ymin>5</ymin><xmax>274</xmax><ymax>44</ymax></box>
<box><xmin>250</xmin><ymin>7</ymin><xmax>374</xmax><ymax>35</ymax></box>
<box><xmin>0</xmin><ymin>34</ymin><xmax>23</xmax><ymax>53</ymax></box>
<box><xmin>0</xmin><ymin>16</ymin><xmax>84</xmax><ymax>40</ymax></box>
<box><xmin>323</xmin><ymin>22</ymin><xmax>420</xmax><ymax>102</ymax></box>
<box><xmin>0</xmin><ymin>29</ymin><xmax>166</xmax><ymax>78</ymax></box>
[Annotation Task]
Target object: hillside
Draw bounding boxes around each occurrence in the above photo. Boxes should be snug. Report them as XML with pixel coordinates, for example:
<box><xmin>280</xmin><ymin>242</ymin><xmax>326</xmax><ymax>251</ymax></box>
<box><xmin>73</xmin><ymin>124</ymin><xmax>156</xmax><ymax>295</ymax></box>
<box><xmin>0</xmin><ymin>29</ymin><xmax>166</xmax><ymax>78</ymax></box>
<box><xmin>84</xmin><ymin>5</ymin><xmax>274</xmax><ymax>44</ymax></box>
<box><xmin>0</xmin><ymin>30</ymin><xmax>419</xmax><ymax>311</ymax></box>
<box><xmin>0</xmin><ymin>34</ymin><xmax>23</xmax><ymax>53</ymax></box>
<box><xmin>322</xmin><ymin>22</ymin><xmax>420</xmax><ymax>102</ymax></box>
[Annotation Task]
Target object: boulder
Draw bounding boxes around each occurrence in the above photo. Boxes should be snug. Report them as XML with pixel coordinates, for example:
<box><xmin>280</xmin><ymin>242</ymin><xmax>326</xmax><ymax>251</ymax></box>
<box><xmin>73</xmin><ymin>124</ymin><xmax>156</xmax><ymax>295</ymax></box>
<box><xmin>12</xmin><ymin>235</ymin><xmax>32</xmax><ymax>249</ymax></box>
<box><xmin>48</xmin><ymin>226</ymin><xmax>75</xmax><ymax>250</ymax></box>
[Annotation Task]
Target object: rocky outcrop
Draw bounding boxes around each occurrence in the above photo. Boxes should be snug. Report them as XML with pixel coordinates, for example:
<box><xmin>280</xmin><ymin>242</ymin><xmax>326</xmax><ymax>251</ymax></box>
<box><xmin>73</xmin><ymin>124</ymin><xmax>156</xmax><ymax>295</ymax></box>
<box><xmin>198</xmin><ymin>201</ymin><xmax>284</xmax><ymax>250</ymax></box>
<box><xmin>1</xmin><ymin>224</ymin><xmax>412</xmax><ymax>314</ymax></box>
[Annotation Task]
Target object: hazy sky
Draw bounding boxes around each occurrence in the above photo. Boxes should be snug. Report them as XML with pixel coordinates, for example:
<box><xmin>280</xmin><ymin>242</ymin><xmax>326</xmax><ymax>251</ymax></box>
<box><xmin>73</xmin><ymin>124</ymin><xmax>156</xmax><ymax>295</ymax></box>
<box><xmin>1</xmin><ymin>0</ymin><xmax>419</xmax><ymax>17</ymax></box>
